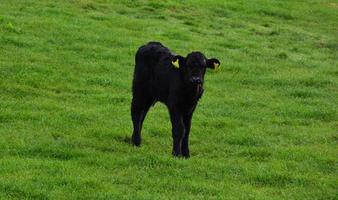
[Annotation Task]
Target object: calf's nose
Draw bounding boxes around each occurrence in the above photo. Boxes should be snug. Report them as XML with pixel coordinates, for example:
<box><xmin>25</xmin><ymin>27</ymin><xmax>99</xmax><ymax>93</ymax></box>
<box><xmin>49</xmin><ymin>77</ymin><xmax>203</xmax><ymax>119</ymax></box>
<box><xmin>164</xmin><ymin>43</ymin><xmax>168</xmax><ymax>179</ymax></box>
<box><xmin>190</xmin><ymin>77</ymin><xmax>202</xmax><ymax>84</ymax></box>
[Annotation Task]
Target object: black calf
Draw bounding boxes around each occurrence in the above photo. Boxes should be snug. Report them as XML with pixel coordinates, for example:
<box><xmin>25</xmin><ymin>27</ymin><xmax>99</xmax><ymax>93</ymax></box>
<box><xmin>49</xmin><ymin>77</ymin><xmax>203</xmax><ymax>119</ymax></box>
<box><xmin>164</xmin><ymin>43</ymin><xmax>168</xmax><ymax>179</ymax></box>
<box><xmin>131</xmin><ymin>41</ymin><xmax>220</xmax><ymax>158</ymax></box>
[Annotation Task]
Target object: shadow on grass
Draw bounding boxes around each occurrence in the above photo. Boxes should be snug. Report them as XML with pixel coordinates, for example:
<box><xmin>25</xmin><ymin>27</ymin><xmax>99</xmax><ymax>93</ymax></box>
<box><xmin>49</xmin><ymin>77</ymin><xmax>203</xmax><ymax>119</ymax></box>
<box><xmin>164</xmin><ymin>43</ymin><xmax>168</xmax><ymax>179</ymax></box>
<box><xmin>112</xmin><ymin>135</ymin><xmax>132</xmax><ymax>145</ymax></box>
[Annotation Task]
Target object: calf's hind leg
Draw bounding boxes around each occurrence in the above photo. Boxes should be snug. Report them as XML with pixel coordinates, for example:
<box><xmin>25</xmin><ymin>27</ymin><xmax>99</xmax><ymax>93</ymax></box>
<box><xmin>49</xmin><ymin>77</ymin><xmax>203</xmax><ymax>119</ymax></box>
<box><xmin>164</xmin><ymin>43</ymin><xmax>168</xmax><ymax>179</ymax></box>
<box><xmin>131</xmin><ymin>96</ymin><xmax>153</xmax><ymax>146</ymax></box>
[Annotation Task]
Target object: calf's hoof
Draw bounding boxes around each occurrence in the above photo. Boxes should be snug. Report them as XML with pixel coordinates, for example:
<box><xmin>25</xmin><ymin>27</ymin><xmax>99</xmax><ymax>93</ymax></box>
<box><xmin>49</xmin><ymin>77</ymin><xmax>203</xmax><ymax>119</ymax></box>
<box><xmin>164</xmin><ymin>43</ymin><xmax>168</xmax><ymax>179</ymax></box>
<box><xmin>172</xmin><ymin>150</ymin><xmax>181</xmax><ymax>157</ymax></box>
<box><xmin>182</xmin><ymin>152</ymin><xmax>190</xmax><ymax>159</ymax></box>
<box><xmin>131</xmin><ymin>134</ymin><xmax>141</xmax><ymax>146</ymax></box>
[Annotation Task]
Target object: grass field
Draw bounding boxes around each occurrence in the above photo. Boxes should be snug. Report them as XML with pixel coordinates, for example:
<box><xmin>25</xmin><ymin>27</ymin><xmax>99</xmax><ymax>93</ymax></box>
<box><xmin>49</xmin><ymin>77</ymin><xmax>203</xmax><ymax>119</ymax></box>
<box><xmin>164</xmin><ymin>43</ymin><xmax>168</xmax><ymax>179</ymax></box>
<box><xmin>0</xmin><ymin>0</ymin><xmax>337</xmax><ymax>199</ymax></box>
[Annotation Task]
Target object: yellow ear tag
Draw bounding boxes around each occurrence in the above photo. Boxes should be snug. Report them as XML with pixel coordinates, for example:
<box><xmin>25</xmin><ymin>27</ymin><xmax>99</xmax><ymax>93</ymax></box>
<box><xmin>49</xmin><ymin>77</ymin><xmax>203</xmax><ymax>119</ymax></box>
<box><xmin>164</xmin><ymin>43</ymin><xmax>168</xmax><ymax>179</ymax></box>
<box><xmin>214</xmin><ymin>63</ymin><xmax>220</xmax><ymax>70</ymax></box>
<box><xmin>172</xmin><ymin>59</ymin><xmax>180</xmax><ymax>68</ymax></box>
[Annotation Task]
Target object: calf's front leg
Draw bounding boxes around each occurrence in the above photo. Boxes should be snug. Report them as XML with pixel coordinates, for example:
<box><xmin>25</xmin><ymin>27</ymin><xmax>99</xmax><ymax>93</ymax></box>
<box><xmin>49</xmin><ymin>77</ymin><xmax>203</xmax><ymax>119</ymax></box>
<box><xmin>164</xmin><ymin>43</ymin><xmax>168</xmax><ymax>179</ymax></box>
<box><xmin>169</xmin><ymin>108</ymin><xmax>185</xmax><ymax>157</ymax></box>
<box><xmin>182</xmin><ymin>114</ymin><xmax>192</xmax><ymax>158</ymax></box>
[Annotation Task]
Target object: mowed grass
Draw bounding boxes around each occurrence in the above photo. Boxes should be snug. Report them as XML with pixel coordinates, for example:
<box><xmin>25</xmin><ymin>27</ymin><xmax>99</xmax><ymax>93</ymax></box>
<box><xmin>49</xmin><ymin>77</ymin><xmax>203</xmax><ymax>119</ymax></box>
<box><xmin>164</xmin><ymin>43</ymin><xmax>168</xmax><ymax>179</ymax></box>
<box><xmin>0</xmin><ymin>0</ymin><xmax>337</xmax><ymax>199</ymax></box>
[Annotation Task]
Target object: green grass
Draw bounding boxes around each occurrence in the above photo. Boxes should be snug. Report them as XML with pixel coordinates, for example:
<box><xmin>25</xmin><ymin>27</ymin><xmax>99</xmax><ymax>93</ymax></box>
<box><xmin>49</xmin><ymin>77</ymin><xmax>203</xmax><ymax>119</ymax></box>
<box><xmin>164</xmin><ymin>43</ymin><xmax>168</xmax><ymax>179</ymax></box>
<box><xmin>0</xmin><ymin>0</ymin><xmax>337</xmax><ymax>199</ymax></box>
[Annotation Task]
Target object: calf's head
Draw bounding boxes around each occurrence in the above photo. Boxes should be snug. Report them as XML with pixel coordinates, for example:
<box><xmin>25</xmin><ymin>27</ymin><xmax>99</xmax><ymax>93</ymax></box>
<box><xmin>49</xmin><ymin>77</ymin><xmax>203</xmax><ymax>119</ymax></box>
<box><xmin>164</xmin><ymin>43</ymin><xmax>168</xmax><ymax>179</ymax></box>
<box><xmin>172</xmin><ymin>52</ymin><xmax>220</xmax><ymax>85</ymax></box>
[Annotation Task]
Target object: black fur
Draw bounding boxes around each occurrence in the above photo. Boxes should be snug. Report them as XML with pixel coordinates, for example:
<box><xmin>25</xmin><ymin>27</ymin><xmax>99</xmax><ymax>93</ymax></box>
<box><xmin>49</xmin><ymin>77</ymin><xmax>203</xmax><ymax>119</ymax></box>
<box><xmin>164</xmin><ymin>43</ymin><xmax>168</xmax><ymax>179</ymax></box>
<box><xmin>131</xmin><ymin>41</ymin><xmax>220</xmax><ymax>158</ymax></box>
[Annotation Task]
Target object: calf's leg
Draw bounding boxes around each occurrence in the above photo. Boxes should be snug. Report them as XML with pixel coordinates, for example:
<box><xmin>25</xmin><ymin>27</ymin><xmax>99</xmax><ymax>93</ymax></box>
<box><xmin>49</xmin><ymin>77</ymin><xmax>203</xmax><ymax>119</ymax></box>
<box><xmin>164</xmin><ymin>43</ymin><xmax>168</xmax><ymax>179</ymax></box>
<box><xmin>169</xmin><ymin>108</ymin><xmax>185</xmax><ymax>157</ymax></box>
<box><xmin>131</xmin><ymin>97</ymin><xmax>152</xmax><ymax>146</ymax></box>
<box><xmin>182</xmin><ymin>114</ymin><xmax>192</xmax><ymax>158</ymax></box>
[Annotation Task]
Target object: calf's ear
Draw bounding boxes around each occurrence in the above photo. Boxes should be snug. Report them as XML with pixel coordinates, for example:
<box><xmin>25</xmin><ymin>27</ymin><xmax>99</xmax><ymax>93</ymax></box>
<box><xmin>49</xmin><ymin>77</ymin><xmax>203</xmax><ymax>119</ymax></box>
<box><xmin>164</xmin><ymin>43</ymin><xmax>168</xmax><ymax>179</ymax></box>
<box><xmin>171</xmin><ymin>55</ymin><xmax>185</xmax><ymax>69</ymax></box>
<box><xmin>206</xmin><ymin>58</ymin><xmax>221</xmax><ymax>70</ymax></box>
